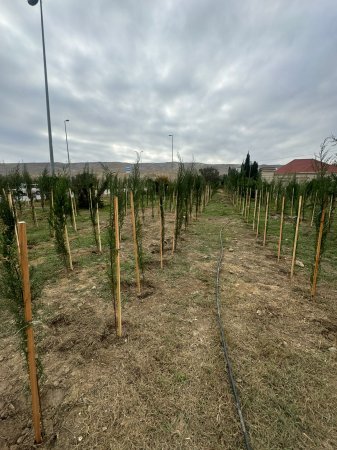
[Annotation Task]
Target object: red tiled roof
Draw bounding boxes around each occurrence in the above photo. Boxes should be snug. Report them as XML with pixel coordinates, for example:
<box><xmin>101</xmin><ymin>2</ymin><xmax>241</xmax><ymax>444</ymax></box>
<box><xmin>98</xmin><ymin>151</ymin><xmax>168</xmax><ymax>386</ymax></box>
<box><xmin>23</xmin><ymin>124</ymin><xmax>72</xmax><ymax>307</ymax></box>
<box><xmin>275</xmin><ymin>159</ymin><xmax>337</xmax><ymax>175</ymax></box>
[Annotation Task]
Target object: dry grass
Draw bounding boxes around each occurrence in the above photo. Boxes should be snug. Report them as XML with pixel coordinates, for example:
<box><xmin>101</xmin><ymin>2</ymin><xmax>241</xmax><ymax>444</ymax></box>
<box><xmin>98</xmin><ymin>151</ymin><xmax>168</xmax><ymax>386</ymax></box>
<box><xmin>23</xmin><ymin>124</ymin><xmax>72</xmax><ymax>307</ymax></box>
<box><xmin>0</xmin><ymin>191</ymin><xmax>336</xmax><ymax>449</ymax></box>
<box><xmin>218</xmin><ymin>196</ymin><xmax>337</xmax><ymax>450</ymax></box>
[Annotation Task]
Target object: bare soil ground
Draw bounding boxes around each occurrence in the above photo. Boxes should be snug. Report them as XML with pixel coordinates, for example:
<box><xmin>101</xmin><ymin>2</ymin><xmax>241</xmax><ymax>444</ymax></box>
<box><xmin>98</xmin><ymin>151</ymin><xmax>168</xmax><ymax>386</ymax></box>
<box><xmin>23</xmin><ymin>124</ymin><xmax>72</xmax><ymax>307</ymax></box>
<box><xmin>0</xmin><ymin>191</ymin><xmax>336</xmax><ymax>449</ymax></box>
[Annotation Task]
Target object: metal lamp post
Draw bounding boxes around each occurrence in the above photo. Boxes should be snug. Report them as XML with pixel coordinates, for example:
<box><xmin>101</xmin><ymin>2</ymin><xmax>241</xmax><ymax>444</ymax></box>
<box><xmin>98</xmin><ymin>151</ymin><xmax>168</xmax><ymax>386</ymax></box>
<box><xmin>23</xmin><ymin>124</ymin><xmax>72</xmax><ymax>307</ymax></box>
<box><xmin>169</xmin><ymin>134</ymin><xmax>173</xmax><ymax>168</ymax></box>
<box><xmin>64</xmin><ymin>119</ymin><xmax>71</xmax><ymax>177</ymax></box>
<box><xmin>28</xmin><ymin>0</ymin><xmax>55</xmax><ymax>175</ymax></box>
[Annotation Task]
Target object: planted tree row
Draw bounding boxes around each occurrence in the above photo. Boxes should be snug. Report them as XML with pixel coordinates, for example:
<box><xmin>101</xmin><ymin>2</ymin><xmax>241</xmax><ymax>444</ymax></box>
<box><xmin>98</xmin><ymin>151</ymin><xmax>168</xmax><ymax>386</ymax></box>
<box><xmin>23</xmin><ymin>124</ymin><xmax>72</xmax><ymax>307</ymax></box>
<box><xmin>224</xmin><ymin>161</ymin><xmax>337</xmax><ymax>298</ymax></box>
<box><xmin>0</xmin><ymin>160</ymin><xmax>214</xmax><ymax>445</ymax></box>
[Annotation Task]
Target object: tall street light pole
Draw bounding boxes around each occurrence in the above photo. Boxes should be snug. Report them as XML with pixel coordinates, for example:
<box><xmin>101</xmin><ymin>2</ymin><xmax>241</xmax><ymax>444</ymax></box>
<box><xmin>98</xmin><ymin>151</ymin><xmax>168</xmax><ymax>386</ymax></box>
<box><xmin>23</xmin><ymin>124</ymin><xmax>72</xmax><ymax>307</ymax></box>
<box><xmin>169</xmin><ymin>134</ymin><xmax>173</xmax><ymax>168</ymax></box>
<box><xmin>64</xmin><ymin>119</ymin><xmax>71</xmax><ymax>177</ymax></box>
<box><xmin>28</xmin><ymin>0</ymin><xmax>55</xmax><ymax>175</ymax></box>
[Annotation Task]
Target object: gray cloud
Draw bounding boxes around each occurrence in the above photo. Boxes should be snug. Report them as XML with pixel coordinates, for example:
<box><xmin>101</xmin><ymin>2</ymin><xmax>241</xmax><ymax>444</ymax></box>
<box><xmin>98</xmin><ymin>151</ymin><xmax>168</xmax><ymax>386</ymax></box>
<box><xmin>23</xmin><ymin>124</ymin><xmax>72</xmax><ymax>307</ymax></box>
<box><xmin>1</xmin><ymin>0</ymin><xmax>337</xmax><ymax>167</ymax></box>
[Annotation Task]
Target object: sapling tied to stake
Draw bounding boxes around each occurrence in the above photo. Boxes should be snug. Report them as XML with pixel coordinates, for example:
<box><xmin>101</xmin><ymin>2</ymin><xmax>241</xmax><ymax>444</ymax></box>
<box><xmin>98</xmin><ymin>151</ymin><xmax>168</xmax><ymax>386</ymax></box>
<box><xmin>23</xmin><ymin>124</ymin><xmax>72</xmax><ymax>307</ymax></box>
<box><xmin>194</xmin><ymin>175</ymin><xmax>205</xmax><ymax>220</ymax></box>
<box><xmin>290</xmin><ymin>195</ymin><xmax>303</xmax><ymax>279</ymax></box>
<box><xmin>37</xmin><ymin>168</ymin><xmax>52</xmax><ymax>211</ymax></box>
<box><xmin>5</xmin><ymin>165</ymin><xmax>23</xmax><ymax>214</ymax></box>
<box><xmin>0</xmin><ymin>194</ymin><xmax>43</xmax><ymax>443</ymax></box>
<box><xmin>107</xmin><ymin>173</ymin><xmax>126</xmax><ymax>329</ymax></box>
<box><xmin>51</xmin><ymin>176</ymin><xmax>73</xmax><ymax>270</ymax></box>
<box><xmin>310</xmin><ymin>140</ymin><xmax>336</xmax><ymax>296</ymax></box>
<box><xmin>156</xmin><ymin>177</ymin><xmax>167</xmax><ymax>267</ymax></box>
<box><xmin>129</xmin><ymin>157</ymin><xmax>144</xmax><ymax>292</ymax></box>
<box><xmin>173</xmin><ymin>159</ymin><xmax>186</xmax><ymax>252</ymax></box>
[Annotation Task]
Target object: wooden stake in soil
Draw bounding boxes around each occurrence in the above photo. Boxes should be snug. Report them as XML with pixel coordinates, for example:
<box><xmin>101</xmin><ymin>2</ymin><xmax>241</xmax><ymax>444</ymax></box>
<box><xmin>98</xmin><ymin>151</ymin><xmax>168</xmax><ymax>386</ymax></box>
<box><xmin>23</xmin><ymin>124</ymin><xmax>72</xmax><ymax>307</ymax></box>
<box><xmin>114</xmin><ymin>196</ymin><xmax>122</xmax><ymax>336</ymax></box>
<box><xmin>246</xmin><ymin>188</ymin><xmax>252</xmax><ymax>223</ymax></box>
<box><xmin>311</xmin><ymin>207</ymin><xmax>326</xmax><ymax>298</ymax></box>
<box><xmin>50</xmin><ymin>190</ymin><xmax>55</xmax><ymax>238</ymax></box>
<box><xmin>253</xmin><ymin>189</ymin><xmax>258</xmax><ymax>231</ymax></box>
<box><xmin>277</xmin><ymin>195</ymin><xmax>285</xmax><ymax>261</ymax></box>
<box><xmin>241</xmin><ymin>192</ymin><xmax>247</xmax><ymax>216</ymax></box>
<box><xmin>244</xmin><ymin>188</ymin><xmax>249</xmax><ymax>219</ymax></box>
<box><xmin>130</xmin><ymin>191</ymin><xmax>141</xmax><ymax>294</ymax></box>
<box><xmin>255</xmin><ymin>190</ymin><xmax>262</xmax><ymax>238</ymax></box>
<box><xmin>310</xmin><ymin>191</ymin><xmax>317</xmax><ymax>227</ymax></box>
<box><xmin>328</xmin><ymin>195</ymin><xmax>333</xmax><ymax>223</ymax></box>
<box><xmin>171</xmin><ymin>195</ymin><xmax>178</xmax><ymax>255</ymax></box>
<box><xmin>290</xmin><ymin>195</ymin><xmax>302</xmax><ymax>279</ymax></box>
<box><xmin>263</xmin><ymin>191</ymin><xmax>270</xmax><ymax>246</ymax></box>
<box><xmin>125</xmin><ymin>187</ymin><xmax>128</xmax><ymax>217</ymax></box>
<box><xmin>18</xmin><ymin>222</ymin><xmax>42</xmax><ymax>444</ymax></box>
<box><xmin>30</xmin><ymin>197</ymin><xmax>38</xmax><ymax>227</ymax></box>
<box><xmin>72</xmin><ymin>190</ymin><xmax>78</xmax><ymax>216</ymax></box>
<box><xmin>7</xmin><ymin>191</ymin><xmax>20</xmax><ymax>254</ymax></box>
<box><xmin>69</xmin><ymin>189</ymin><xmax>77</xmax><ymax>232</ymax></box>
<box><xmin>64</xmin><ymin>221</ymin><xmax>73</xmax><ymax>270</ymax></box>
<box><xmin>159</xmin><ymin>202</ymin><xmax>163</xmax><ymax>269</ymax></box>
<box><xmin>95</xmin><ymin>190</ymin><xmax>102</xmax><ymax>253</ymax></box>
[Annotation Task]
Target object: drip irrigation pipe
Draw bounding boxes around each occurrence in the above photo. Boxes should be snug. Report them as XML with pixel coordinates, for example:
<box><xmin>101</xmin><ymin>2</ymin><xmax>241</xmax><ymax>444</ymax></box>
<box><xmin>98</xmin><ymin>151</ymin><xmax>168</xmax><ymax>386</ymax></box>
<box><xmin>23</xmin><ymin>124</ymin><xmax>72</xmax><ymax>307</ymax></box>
<box><xmin>216</xmin><ymin>228</ymin><xmax>252</xmax><ymax>450</ymax></box>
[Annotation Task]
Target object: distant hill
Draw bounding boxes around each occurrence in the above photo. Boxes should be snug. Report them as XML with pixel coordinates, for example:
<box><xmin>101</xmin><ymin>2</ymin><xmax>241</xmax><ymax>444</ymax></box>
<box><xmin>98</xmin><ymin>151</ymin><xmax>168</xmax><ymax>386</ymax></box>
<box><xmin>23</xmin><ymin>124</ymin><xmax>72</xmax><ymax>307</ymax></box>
<box><xmin>0</xmin><ymin>162</ymin><xmax>242</xmax><ymax>178</ymax></box>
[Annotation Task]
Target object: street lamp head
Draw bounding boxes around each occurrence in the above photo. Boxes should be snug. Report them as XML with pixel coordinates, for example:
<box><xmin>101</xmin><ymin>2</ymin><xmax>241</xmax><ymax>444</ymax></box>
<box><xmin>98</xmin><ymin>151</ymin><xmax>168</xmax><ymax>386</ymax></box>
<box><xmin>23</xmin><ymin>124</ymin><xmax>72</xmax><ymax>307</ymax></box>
<box><xmin>28</xmin><ymin>0</ymin><xmax>39</xmax><ymax>6</ymax></box>
<box><xmin>65</xmin><ymin>119</ymin><xmax>69</xmax><ymax>122</ymax></box>
<box><xmin>169</xmin><ymin>134</ymin><xmax>173</xmax><ymax>137</ymax></box>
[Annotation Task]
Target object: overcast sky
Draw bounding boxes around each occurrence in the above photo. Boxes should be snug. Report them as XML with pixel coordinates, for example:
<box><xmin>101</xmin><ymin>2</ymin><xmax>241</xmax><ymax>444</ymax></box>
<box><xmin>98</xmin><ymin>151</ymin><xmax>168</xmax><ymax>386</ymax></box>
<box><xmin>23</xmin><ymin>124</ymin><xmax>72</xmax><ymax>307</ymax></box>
<box><xmin>1</xmin><ymin>0</ymin><xmax>337</xmax><ymax>166</ymax></box>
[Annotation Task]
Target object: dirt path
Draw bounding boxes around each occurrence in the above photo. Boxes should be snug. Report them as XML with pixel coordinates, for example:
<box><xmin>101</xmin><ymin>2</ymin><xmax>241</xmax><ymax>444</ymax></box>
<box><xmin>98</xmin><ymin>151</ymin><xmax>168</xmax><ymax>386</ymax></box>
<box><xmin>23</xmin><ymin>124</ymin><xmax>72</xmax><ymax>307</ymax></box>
<box><xmin>1</xmin><ymin>191</ymin><xmax>336</xmax><ymax>449</ymax></box>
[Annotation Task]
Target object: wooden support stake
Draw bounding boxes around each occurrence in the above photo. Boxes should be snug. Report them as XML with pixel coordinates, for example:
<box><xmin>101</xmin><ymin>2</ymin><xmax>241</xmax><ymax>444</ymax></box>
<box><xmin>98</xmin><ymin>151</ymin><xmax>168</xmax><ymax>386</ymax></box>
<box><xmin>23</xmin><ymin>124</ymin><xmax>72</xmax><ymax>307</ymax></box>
<box><xmin>328</xmin><ymin>195</ymin><xmax>333</xmax><ymax>223</ymax></box>
<box><xmin>256</xmin><ymin>190</ymin><xmax>262</xmax><ymax>238</ymax></box>
<box><xmin>8</xmin><ymin>191</ymin><xmax>20</xmax><ymax>254</ymax></box>
<box><xmin>31</xmin><ymin>198</ymin><xmax>37</xmax><ymax>227</ymax></box>
<box><xmin>244</xmin><ymin>189</ymin><xmax>249</xmax><ymax>218</ymax></box>
<box><xmin>311</xmin><ymin>207</ymin><xmax>326</xmax><ymax>298</ymax></box>
<box><xmin>50</xmin><ymin>190</ymin><xmax>55</xmax><ymax>238</ymax></box>
<box><xmin>263</xmin><ymin>191</ymin><xmax>270</xmax><ymax>246</ymax></box>
<box><xmin>310</xmin><ymin>192</ymin><xmax>317</xmax><ymax>227</ymax></box>
<box><xmin>130</xmin><ymin>191</ymin><xmax>141</xmax><ymax>294</ymax></box>
<box><xmin>73</xmin><ymin>191</ymin><xmax>78</xmax><ymax>216</ymax></box>
<box><xmin>114</xmin><ymin>196</ymin><xmax>122</xmax><ymax>336</ymax></box>
<box><xmin>301</xmin><ymin>194</ymin><xmax>305</xmax><ymax>222</ymax></box>
<box><xmin>189</xmin><ymin>191</ymin><xmax>193</xmax><ymax>222</ymax></box>
<box><xmin>125</xmin><ymin>187</ymin><xmax>128</xmax><ymax>217</ymax></box>
<box><xmin>246</xmin><ymin>188</ymin><xmax>252</xmax><ymax>223</ymax></box>
<box><xmin>18</xmin><ymin>222</ymin><xmax>42</xmax><ymax>444</ymax></box>
<box><xmin>64</xmin><ymin>222</ymin><xmax>73</xmax><ymax>271</ymax></box>
<box><xmin>241</xmin><ymin>193</ymin><xmax>246</xmax><ymax>216</ymax></box>
<box><xmin>95</xmin><ymin>191</ymin><xmax>102</xmax><ymax>253</ymax></box>
<box><xmin>159</xmin><ymin>202</ymin><xmax>163</xmax><ymax>269</ymax></box>
<box><xmin>277</xmin><ymin>196</ymin><xmax>285</xmax><ymax>261</ymax></box>
<box><xmin>69</xmin><ymin>189</ymin><xmax>77</xmax><ymax>232</ymax></box>
<box><xmin>89</xmin><ymin>188</ymin><xmax>93</xmax><ymax>213</ymax></box>
<box><xmin>253</xmin><ymin>189</ymin><xmax>258</xmax><ymax>231</ymax></box>
<box><xmin>290</xmin><ymin>195</ymin><xmax>302</xmax><ymax>279</ymax></box>
<box><xmin>172</xmin><ymin>196</ymin><xmax>178</xmax><ymax>254</ymax></box>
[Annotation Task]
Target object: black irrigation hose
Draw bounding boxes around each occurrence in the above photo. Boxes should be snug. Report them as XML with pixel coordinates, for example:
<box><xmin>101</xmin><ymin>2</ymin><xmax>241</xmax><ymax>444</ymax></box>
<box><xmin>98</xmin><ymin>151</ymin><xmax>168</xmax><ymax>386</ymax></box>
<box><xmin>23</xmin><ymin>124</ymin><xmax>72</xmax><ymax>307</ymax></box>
<box><xmin>216</xmin><ymin>228</ymin><xmax>252</xmax><ymax>450</ymax></box>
